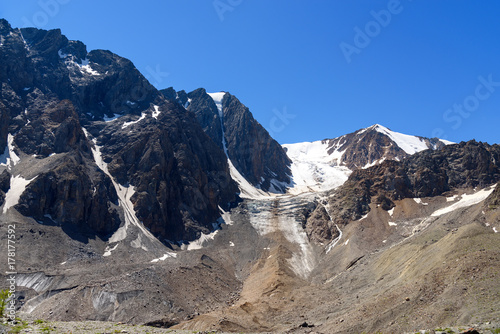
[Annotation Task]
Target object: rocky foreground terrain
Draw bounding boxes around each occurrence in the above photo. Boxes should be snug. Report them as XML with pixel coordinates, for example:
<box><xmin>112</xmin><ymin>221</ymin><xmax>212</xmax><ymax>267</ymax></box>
<box><xmin>0</xmin><ymin>19</ymin><xmax>499</xmax><ymax>334</ymax></box>
<box><xmin>1</xmin><ymin>320</ymin><xmax>500</xmax><ymax>334</ymax></box>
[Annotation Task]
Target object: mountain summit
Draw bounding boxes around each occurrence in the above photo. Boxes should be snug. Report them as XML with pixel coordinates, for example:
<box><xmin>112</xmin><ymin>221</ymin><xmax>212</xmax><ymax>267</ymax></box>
<box><xmin>161</xmin><ymin>87</ymin><xmax>292</xmax><ymax>194</ymax></box>
<box><xmin>284</xmin><ymin>123</ymin><xmax>453</xmax><ymax>194</ymax></box>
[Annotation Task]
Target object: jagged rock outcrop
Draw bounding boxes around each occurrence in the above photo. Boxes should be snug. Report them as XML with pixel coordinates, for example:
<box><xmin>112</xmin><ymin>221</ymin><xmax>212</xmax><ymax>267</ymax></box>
<box><xmin>0</xmin><ymin>19</ymin><xmax>238</xmax><ymax>243</ymax></box>
<box><xmin>15</xmin><ymin>99</ymin><xmax>90</xmax><ymax>157</ymax></box>
<box><xmin>305</xmin><ymin>204</ymin><xmax>339</xmax><ymax>244</ymax></box>
<box><xmin>186</xmin><ymin>88</ymin><xmax>224</xmax><ymax>151</ymax></box>
<box><xmin>96</xmin><ymin>100</ymin><xmax>238</xmax><ymax>241</ymax></box>
<box><xmin>221</xmin><ymin>92</ymin><xmax>291</xmax><ymax>191</ymax></box>
<box><xmin>163</xmin><ymin>87</ymin><xmax>292</xmax><ymax>192</ymax></box>
<box><xmin>16</xmin><ymin>154</ymin><xmax>121</xmax><ymax>236</ymax></box>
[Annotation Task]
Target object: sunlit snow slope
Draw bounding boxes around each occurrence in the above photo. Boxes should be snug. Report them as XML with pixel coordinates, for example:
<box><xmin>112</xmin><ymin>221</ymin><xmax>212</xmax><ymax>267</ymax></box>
<box><xmin>283</xmin><ymin>140</ymin><xmax>351</xmax><ymax>194</ymax></box>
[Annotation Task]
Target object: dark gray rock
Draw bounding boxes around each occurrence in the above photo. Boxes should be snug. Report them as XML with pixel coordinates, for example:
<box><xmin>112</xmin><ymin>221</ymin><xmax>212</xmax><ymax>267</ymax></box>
<box><xmin>161</xmin><ymin>87</ymin><xmax>292</xmax><ymax>193</ymax></box>
<box><xmin>221</xmin><ymin>92</ymin><xmax>291</xmax><ymax>192</ymax></box>
<box><xmin>0</xmin><ymin>169</ymin><xmax>10</xmax><ymax>207</ymax></box>
<box><xmin>321</xmin><ymin>140</ymin><xmax>500</xmax><ymax>228</ymax></box>
<box><xmin>97</xmin><ymin>100</ymin><xmax>238</xmax><ymax>242</ymax></box>
<box><xmin>186</xmin><ymin>88</ymin><xmax>224</xmax><ymax>151</ymax></box>
<box><xmin>0</xmin><ymin>19</ymin><xmax>239</xmax><ymax>243</ymax></box>
<box><xmin>16</xmin><ymin>154</ymin><xmax>121</xmax><ymax>237</ymax></box>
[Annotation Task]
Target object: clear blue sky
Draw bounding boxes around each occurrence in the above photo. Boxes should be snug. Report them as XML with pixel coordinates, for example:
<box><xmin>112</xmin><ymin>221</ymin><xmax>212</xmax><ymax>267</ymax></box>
<box><xmin>1</xmin><ymin>1</ymin><xmax>500</xmax><ymax>144</ymax></box>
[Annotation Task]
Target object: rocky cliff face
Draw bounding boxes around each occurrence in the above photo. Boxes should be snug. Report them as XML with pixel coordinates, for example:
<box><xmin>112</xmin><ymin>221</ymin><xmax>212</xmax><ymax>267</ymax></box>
<box><xmin>186</xmin><ymin>88</ymin><xmax>224</xmax><ymax>151</ymax></box>
<box><xmin>486</xmin><ymin>181</ymin><xmax>500</xmax><ymax>210</ymax></box>
<box><xmin>310</xmin><ymin>140</ymin><xmax>500</xmax><ymax>236</ymax></box>
<box><xmin>0</xmin><ymin>19</ymin><xmax>238</xmax><ymax>243</ymax></box>
<box><xmin>221</xmin><ymin>92</ymin><xmax>291</xmax><ymax>192</ymax></box>
<box><xmin>162</xmin><ymin>87</ymin><xmax>292</xmax><ymax>193</ymax></box>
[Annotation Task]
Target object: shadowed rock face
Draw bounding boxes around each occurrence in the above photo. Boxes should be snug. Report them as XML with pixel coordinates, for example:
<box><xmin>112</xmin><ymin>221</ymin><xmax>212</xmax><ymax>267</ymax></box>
<box><xmin>186</xmin><ymin>88</ymin><xmax>224</xmax><ymax>151</ymax></box>
<box><xmin>96</xmin><ymin>99</ymin><xmax>239</xmax><ymax>242</ymax></box>
<box><xmin>486</xmin><ymin>181</ymin><xmax>500</xmax><ymax>210</ymax></box>
<box><xmin>16</xmin><ymin>154</ymin><xmax>121</xmax><ymax>236</ymax></box>
<box><xmin>221</xmin><ymin>93</ymin><xmax>291</xmax><ymax>191</ymax></box>
<box><xmin>163</xmin><ymin>87</ymin><xmax>292</xmax><ymax>192</ymax></box>
<box><xmin>0</xmin><ymin>19</ymin><xmax>238</xmax><ymax>243</ymax></box>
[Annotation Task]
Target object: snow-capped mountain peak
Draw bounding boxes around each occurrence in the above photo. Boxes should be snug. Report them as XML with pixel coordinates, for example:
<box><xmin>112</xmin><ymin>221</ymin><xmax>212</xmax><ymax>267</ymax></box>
<box><xmin>369</xmin><ymin>124</ymin><xmax>452</xmax><ymax>154</ymax></box>
<box><xmin>284</xmin><ymin>124</ymin><xmax>454</xmax><ymax>195</ymax></box>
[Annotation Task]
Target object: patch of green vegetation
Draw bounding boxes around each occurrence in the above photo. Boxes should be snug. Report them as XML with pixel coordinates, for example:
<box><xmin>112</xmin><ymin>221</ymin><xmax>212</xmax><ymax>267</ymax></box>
<box><xmin>0</xmin><ymin>289</ymin><xmax>10</xmax><ymax>317</ymax></box>
<box><xmin>40</xmin><ymin>325</ymin><xmax>54</xmax><ymax>333</ymax></box>
<box><xmin>7</xmin><ymin>326</ymin><xmax>24</xmax><ymax>334</ymax></box>
<box><xmin>34</xmin><ymin>319</ymin><xmax>46</xmax><ymax>324</ymax></box>
<box><xmin>7</xmin><ymin>319</ymin><xmax>29</xmax><ymax>333</ymax></box>
<box><xmin>492</xmin><ymin>328</ymin><xmax>500</xmax><ymax>334</ymax></box>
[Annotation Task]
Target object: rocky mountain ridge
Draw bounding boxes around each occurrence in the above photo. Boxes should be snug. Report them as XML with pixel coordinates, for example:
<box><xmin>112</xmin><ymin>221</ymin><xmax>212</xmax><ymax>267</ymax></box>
<box><xmin>283</xmin><ymin>123</ymin><xmax>453</xmax><ymax>195</ymax></box>
<box><xmin>161</xmin><ymin>87</ymin><xmax>292</xmax><ymax>193</ymax></box>
<box><xmin>305</xmin><ymin>139</ymin><xmax>500</xmax><ymax>244</ymax></box>
<box><xmin>0</xmin><ymin>19</ymin><xmax>239</xmax><ymax>244</ymax></box>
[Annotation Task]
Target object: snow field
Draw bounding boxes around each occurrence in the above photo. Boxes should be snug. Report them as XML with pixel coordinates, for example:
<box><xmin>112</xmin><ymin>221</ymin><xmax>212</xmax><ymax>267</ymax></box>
<box><xmin>431</xmin><ymin>185</ymin><xmax>496</xmax><ymax>217</ymax></box>
<box><xmin>283</xmin><ymin>140</ymin><xmax>351</xmax><ymax>195</ymax></box>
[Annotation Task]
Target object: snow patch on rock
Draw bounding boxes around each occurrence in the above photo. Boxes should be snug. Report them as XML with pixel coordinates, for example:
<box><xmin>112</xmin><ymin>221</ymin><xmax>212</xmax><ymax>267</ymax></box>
<box><xmin>431</xmin><ymin>185</ymin><xmax>497</xmax><ymax>217</ymax></box>
<box><xmin>3</xmin><ymin>174</ymin><xmax>37</xmax><ymax>213</ymax></box>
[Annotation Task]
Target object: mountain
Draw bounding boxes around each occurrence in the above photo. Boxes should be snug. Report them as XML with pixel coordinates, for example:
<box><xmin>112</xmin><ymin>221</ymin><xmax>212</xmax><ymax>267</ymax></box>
<box><xmin>284</xmin><ymin>123</ymin><xmax>453</xmax><ymax>194</ymax></box>
<box><xmin>0</xmin><ymin>18</ymin><xmax>239</xmax><ymax>245</ymax></box>
<box><xmin>1</xmin><ymin>18</ymin><xmax>499</xmax><ymax>334</ymax></box>
<box><xmin>306</xmin><ymin>139</ymin><xmax>500</xmax><ymax>244</ymax></box>
<box><xmin>161</xmin><ymin>87</ymin><xmax>292</xmax><ymax>193</ymax></box>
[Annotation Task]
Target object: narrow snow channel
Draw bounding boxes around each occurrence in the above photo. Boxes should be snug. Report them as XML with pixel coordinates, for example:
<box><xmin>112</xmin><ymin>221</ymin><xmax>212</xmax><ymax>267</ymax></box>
<box><xmin>0</xmin><ymin>134</ymin><xmax>21</xmax><ymax>168</ymax></box>
<box><xmin>83</xmin><ymin>129</ymin><xmax>158</xmax><ymax>256</ymax></box>
<box><xmin>208</xmin><ymin>92</ymin><xmax>272</xmax><ymax>200</ymax></box>
<box><xmin>122</xmin><ymin>112</ymin><xmax>147</xmax><ymax>129</ymax></box>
